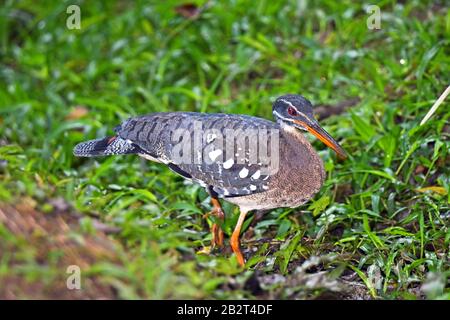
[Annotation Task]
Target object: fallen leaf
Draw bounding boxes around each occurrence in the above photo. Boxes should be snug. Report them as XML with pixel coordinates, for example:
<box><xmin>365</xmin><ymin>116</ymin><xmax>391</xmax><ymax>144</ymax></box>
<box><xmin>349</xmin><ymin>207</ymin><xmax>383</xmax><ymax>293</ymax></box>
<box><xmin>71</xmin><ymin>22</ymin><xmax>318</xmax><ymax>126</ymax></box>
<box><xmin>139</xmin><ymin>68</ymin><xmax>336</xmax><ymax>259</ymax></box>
<box><xmin>415</xmin><ymin>186</ymin><xmax>447</xmax><ymax>195</ymax></box>
<box><xmin>175</xmin><ymin>3</ymin><xmax>200</xmax><ymax>19</ymax></box>
<box><xmin>414</xmin><ymin>165</ymin><xmax>426</xmax><ymax>174</ymax></box>
<box><xmin>196</xmin><ymin>246</ymin><xmax>211</xmax><ymax>255</ymax></box>
<box><xmin>66</xmin><ymin>106</ymin><xmax>88</xmax><ymax>120</ymax></box>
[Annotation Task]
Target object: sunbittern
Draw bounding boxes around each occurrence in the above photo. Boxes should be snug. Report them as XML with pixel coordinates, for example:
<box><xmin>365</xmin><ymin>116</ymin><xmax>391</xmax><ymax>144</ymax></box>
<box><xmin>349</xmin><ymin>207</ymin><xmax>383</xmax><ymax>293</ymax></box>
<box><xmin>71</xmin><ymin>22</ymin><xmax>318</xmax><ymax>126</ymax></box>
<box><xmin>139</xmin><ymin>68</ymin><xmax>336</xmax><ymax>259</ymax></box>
<box><xmin>74</xmin><ymin>94</ymin><xmax>346</xmax><ymax>266</ymax></box>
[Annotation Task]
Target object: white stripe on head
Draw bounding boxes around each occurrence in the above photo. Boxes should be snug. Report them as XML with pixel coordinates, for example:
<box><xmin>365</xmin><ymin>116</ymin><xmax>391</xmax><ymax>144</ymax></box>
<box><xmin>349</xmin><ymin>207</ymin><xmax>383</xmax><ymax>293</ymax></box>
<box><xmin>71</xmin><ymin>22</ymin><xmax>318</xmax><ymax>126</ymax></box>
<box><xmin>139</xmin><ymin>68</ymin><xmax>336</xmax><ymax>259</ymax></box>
<box><xmin>279</xmin><ymin>99</ymin><xmax>309</xmax><ymax>119</ymax></box>
<box><xmin>272</xmin><ymin>110</ymin><xmax>290</xmax><ymax>122</ymax></box>
<box><xmin>273</xmin><ymin>110</ymin><xmax>307</xmax><ymax>131</ymax></box>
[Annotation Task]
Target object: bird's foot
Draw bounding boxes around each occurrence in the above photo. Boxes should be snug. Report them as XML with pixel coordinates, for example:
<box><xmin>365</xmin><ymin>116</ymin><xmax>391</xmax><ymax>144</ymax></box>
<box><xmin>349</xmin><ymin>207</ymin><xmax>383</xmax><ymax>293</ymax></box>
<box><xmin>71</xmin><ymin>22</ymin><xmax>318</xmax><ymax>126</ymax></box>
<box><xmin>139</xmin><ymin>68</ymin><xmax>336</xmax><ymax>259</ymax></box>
<box><xmin>210</xmin><ymin>204</ymin><xmax>225</xmax><ymax>248</ymax></box>
<box><xmin>229</xmin><ymin>209</ymin><xmax>248</xmax><ymax>267</ymax></box>
<box><xmin>230</xmin><ymin>233</ymin><xmax>245</xmax><ymax>267</ymax></box>
<box><xmin>211</xmin><ymin>223</ymin><xmax>224</xmax><ymax>248</ymax></box>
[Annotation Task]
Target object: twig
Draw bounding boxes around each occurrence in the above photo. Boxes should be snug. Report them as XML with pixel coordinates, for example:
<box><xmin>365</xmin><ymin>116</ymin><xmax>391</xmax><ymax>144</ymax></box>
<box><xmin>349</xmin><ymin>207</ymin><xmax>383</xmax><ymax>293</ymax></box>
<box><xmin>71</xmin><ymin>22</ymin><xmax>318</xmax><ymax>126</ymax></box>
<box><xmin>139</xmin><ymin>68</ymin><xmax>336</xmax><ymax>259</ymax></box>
<box><xmin>419</xmin><ymin>85</ymin><xmax>450</xmax><ymax>126</ymax></box>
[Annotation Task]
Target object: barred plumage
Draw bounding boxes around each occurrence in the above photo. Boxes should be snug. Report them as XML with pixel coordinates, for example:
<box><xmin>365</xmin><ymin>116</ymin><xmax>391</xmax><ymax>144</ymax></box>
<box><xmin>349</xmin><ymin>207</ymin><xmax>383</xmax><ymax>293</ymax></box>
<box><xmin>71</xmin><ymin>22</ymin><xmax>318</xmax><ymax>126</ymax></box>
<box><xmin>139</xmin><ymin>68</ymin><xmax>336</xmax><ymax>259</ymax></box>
<box><xmin>76</xmin><ymin>112</ymin><xmax>280</xmax><ymax>198</ymax></box>
<box><xmin>73</xmin><ymin>136</ymin><xmax>139</xmax><ymax>157</ymax></box>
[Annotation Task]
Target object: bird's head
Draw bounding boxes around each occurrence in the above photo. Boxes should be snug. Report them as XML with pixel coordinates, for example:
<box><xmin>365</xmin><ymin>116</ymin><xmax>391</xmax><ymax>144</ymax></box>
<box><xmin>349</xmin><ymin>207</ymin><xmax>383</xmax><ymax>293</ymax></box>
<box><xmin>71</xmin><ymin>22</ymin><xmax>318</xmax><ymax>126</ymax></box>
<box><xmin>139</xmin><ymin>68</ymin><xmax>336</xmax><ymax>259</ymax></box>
<box><xmin>272</xmin><ymin>94</ymin><xmax>347</xmax><ymax>160</ymax></box>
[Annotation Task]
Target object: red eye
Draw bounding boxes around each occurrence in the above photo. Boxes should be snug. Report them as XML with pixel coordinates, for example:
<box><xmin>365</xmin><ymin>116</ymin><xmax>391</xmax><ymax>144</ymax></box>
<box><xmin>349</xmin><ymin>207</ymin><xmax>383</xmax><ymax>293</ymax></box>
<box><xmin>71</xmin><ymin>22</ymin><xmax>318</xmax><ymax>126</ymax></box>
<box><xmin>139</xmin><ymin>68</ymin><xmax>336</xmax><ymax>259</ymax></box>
<box><xmin>287</xmin><ymin>106</ymin><xmax>298</xmax><ymax>116</ymax></box>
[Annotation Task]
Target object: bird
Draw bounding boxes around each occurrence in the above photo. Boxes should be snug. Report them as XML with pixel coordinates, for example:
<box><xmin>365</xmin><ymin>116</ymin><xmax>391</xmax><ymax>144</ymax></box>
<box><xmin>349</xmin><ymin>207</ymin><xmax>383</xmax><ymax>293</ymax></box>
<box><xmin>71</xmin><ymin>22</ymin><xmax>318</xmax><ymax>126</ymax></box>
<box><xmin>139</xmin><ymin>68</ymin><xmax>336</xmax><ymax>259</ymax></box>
<box><xmin>73</xmin><ymin>94</ymin><xmax>347</xmax><ymax>266</ymax></box>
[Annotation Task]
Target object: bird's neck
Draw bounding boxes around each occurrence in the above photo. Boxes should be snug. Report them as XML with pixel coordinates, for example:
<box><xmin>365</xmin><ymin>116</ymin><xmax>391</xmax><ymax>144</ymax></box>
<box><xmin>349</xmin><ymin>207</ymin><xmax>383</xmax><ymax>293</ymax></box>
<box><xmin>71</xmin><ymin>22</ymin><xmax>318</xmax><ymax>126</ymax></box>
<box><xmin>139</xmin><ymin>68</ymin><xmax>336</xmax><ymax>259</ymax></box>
<box><xmin>279</xmin><ymin>122</ymin><xmax>311</xmax><ymax>149</ymax></box>
<box><xmin>278</xmin><ymin>121</ymin><xmax>326</xmax><ymax>186</ymax></box>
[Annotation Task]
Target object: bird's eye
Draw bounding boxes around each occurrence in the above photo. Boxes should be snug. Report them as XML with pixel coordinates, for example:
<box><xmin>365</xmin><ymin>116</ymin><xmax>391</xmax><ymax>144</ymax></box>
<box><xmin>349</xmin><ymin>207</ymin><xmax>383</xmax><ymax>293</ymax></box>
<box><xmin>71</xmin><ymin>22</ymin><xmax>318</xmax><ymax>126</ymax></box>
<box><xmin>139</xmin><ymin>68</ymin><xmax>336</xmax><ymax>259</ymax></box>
<box><xmin>287</xmin><ymin>106</ymin><xmax>298</xmax><ymax>116</ymax></box>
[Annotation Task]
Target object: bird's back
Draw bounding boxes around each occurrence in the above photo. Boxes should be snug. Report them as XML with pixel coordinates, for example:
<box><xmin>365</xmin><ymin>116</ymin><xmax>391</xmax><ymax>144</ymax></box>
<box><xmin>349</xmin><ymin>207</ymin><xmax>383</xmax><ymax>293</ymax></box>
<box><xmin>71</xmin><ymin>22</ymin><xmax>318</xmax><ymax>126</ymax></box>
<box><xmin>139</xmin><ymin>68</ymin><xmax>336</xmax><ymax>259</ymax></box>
<box><xmin>75</xmin><ymin>112</ymin><xmax>281</xmax><ymax>198</ymax></box>
<box><xmin>116</xmin><ymin>112</ymin><xmax>277</xmax><ymax>159</ymax></box>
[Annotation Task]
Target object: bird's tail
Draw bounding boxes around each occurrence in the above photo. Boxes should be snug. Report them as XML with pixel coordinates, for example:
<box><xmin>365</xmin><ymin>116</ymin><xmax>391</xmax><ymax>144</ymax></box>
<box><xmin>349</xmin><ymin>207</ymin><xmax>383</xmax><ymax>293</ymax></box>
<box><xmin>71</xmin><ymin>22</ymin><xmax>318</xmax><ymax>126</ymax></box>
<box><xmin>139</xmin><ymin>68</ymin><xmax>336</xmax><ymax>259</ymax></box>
<box><xmin>73</xmin><ymin>136</ymin><xmax>138</xmax><ymax>157</ymax></box>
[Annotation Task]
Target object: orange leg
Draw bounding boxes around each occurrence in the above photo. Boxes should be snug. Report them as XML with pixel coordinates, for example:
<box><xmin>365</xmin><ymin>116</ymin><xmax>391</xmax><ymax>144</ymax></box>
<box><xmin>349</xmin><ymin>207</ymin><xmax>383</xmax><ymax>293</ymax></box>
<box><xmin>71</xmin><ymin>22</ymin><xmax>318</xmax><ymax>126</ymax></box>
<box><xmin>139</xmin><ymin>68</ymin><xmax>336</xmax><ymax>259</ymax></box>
<box><xmin>210</xmin><ymin>197</ymin><xmax>224</xmax><ymax>247</ymax></box>
<box><xmin>230</xmin><ymin>210</ymin><xmax>248</xmax><ymax>267</ymax></box>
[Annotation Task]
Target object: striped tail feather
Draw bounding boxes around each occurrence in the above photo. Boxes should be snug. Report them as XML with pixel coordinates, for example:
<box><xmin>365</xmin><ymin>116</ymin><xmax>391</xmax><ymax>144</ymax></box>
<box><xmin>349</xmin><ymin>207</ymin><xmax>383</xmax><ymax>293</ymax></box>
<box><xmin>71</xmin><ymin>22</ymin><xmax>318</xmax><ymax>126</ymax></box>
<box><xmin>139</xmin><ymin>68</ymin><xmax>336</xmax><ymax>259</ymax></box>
<box><xmin>73</xmin><ymin>136</ymin><xmax>139</xmax><ymax>157</ymax></box>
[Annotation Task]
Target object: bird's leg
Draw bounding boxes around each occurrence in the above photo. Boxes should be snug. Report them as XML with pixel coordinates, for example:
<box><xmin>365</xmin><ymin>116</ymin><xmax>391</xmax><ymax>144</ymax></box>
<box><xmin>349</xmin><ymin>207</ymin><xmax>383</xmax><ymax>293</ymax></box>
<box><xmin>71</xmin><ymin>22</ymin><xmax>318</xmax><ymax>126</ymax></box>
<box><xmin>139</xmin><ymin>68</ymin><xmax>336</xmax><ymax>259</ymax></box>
<box><xmin>210</xmin><ymin>197</ymin><xmax>224</xmax><ymax>247</ymax></box>
<box><xmin>230</xmin><ymin>210</ymin><xmax>248</xmax><ymax>267</ymax></box>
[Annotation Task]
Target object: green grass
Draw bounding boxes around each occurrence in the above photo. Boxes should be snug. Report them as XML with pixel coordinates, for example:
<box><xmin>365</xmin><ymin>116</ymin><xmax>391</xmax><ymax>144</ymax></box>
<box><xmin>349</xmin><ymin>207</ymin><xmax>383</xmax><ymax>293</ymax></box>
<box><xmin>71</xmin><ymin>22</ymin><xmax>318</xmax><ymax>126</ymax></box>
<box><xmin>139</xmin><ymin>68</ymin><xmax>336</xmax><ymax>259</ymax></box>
<box><xmin>0</xmin><ymin>0</ymin><xmax>449</xmax><ymax>299</ymax></box>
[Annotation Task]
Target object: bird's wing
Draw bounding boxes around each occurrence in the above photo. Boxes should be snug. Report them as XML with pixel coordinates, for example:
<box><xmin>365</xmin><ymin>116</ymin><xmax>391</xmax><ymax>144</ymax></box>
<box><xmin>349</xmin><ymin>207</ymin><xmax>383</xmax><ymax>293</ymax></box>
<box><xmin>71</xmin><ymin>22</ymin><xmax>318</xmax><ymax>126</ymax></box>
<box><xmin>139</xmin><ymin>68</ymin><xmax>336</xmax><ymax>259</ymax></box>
<box><xmin>115</xmin><ymin>112</ymin><xmax>280</xmax><ymax>198</ymax></box>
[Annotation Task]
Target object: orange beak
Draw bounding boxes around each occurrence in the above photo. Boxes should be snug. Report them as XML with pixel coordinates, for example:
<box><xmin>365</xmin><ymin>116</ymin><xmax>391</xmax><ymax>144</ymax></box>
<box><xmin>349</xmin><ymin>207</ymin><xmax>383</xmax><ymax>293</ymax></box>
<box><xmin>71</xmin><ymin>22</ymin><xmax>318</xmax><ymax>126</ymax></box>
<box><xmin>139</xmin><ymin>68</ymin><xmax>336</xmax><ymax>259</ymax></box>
<box><xmin>294</xmin><ymin>119</ymin><xmax>347</xmax><ymax>160</ymax></box>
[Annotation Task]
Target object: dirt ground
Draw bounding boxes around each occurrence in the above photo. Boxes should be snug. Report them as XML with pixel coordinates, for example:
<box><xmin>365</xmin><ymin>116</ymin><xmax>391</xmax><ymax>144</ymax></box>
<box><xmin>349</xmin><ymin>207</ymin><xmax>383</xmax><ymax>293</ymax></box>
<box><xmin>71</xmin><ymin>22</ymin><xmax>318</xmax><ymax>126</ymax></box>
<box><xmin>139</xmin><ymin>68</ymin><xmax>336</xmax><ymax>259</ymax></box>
<box><xmin>0</xmin><ymin>200</ymin><xmax>122</xmax><ymax>299</ymax></box>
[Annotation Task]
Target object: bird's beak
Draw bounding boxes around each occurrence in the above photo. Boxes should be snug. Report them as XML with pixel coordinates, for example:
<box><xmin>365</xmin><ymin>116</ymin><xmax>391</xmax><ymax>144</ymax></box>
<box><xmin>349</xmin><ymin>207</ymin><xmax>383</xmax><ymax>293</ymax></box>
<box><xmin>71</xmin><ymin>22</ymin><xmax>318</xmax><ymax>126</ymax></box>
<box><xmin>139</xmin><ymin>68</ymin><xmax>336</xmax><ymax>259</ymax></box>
<box><xmin>293</xmin><ymin>119</ymin><xmax>347</xmax><ymax>160</ymax></box>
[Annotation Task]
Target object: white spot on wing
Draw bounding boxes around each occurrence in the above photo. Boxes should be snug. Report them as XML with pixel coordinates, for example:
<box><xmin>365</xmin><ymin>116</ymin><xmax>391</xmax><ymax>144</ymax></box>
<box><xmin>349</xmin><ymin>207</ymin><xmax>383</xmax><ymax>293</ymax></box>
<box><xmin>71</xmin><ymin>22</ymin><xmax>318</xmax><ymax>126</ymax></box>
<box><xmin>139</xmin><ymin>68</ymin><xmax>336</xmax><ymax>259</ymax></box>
<box><xmin>139</xmin><ymin>153</ymin><xmax>162</xmax><ymax>163</ymax></box>
<box><xmin>206</xmin><ymin>133</ymin><xmax>217</xmax><ymax>143</ymax></box>
<box><xmin>251</xmin><ymin>170</ymin><xmax>261</xmax><ymax>179</ymax></box>
<box><xmin>223</xmin><ymin>158</ymin><xmax>234</xmax><ymax>169</ymax></box>
<box><xmin>208</xmin><ymin>149</ymin><xmax>222</xmax><ymax>162</ymax></box>
<box><xmin>194</xmin><ymin>179</ymin><xmax>207</xmax><ymax>187</ymax></box>
<box><xmin>239</xmin><ymin>167</ymin><xmax>249</xmax><ymax>178</ymax></box>
<box><xmin>249</xmin><ymin>185</ymin><xmax>257</xmax><ymax>191</ymax></box>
